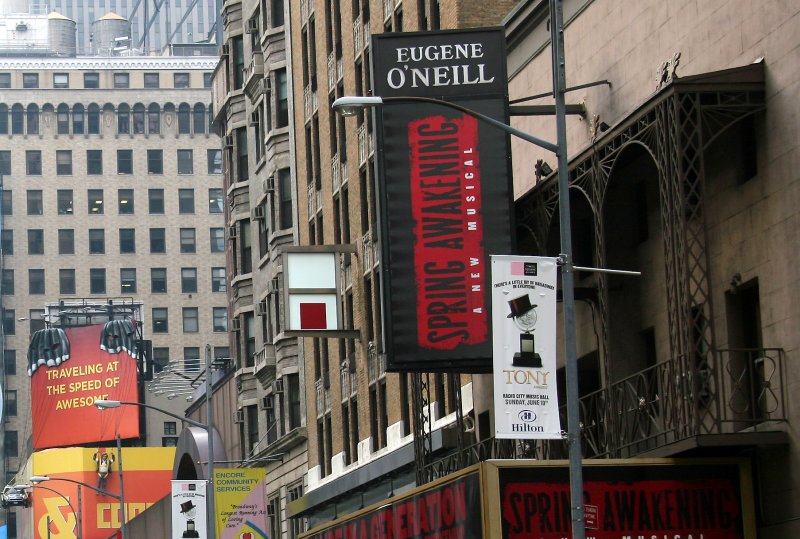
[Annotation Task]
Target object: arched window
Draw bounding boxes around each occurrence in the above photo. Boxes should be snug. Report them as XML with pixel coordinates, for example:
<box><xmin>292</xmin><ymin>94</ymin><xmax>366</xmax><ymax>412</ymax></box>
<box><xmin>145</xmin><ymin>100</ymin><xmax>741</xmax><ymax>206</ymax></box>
<box><xmin>87</xmin><ymin>104</ymin><xmax>100</xmax><ymax>134</ymax></box>
<box><xmin>177</xmin><ymin>104</ymin><xmax>191</xmax><ymax>134</ymax></box>
<box><xmin>192</xmin><ymin>104</ymin><xmax>206</xmax><ymax>134</ymax></box>
<box><xmin>11</xmin><ymin>104</ymin><xmax>24</xmax><ymax>134</ymax></box>
<box><xmin>133</xmin><ymin>104</ymin><xmax>145</xmax><ymax>134</ymax></box>
<box><xmin>0</xmin><ymin>105</ymin><xmax>7</xmax><ymax>134</ymax></box>
<box><xmin>147</xmin><ymin>103</ymin><xmax>160</xmax><ymax>134</ymax></box>
<box><xmin>73</xmin><ymin>104</ymin><xmax>85</xmax><ymax>134</ymax></box>
<box><xmin>57</xmin><ymin>104</ymin><xmax>70</xmax><ymax>134</ymax></box>
<box><xmin>26</xmin><ymin>104</ymin><xmax>39</xmax><ymax>135</ymax></box>
<box><xmin>118</xmin><ymin>104</ymin><xmax>130</xmax><ymax>134</ymax></box>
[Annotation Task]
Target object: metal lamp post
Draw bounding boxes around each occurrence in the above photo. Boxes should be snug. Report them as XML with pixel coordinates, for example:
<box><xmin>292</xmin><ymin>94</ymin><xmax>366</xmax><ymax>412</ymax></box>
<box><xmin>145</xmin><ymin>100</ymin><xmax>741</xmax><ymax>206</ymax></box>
<box><xmin>95</xmin><ymin>351</ymin><xmax>217</xmax><ymax>539</ymax></box>
<box><xmin>331</xmin><ymin>3</ymin><xmax>585</xmax><ymax>536</ymax></box>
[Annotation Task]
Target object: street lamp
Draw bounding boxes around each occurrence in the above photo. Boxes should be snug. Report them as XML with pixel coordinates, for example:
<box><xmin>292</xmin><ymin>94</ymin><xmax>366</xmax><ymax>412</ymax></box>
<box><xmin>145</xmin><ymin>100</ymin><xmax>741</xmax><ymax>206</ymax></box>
<box><xmin>95</xmin><ymin>345</ymin><xmax>217</xmax><ymax>539</ymax></box>
<box><xmin>331</xmin><ymin>4</ymin><xmax>584</xmax><ymax>537</ymax></box>
<box><xmin>16</xmin><ymin>483</ymin><xmax>81</xmax><ymax>539</ymax></box>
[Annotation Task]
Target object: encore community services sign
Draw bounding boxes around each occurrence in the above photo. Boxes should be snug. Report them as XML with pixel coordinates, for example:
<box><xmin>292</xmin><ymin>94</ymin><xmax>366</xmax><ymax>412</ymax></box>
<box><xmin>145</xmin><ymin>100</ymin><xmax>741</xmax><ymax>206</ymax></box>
<box><xmin>371</xmin><ymin>27</ymin><xmax>514</xmax><ymax>372</ymax></box>
<box><xmin>300</xmin><ymin>460</ymin><xmax>757</xmax><ymax>539</ymax></box>
<box><xmin>28</xmin><ymin>322</ymin><xmax>140</xmax><ymax>449</ymax></box>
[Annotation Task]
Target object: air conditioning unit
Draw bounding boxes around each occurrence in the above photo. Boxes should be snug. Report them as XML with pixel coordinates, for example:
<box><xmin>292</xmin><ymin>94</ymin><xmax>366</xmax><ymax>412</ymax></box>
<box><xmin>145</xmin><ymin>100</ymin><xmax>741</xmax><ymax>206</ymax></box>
<box><xmin>221</xmin><ymin>43</ymin><xmax>230</xmax><ymax>56</ymax></box>
<box><xmin>261</xmin><ymin>77</ymin><xmax>271</xmax><ymax>95</ymax></box>
<box><xmin>233</xmin><ymin>409</ymin><xmax>244</xmax><ymax>423</ymax></box>
<box><xmin>230</xmin><ymin>318</ymin><xmax>241</xmax><ymax>332</ymax></box>
<box><xmin>246</xmin><ymin>18</ymin><xmax>259</xmax><ymax>34</ymax></box>
<box><xmin>260</xmin><ymin>395</ymin><xmax>273</xmax><ymax>410</ymax></box>
<box><xmin>251</xmin><ymin>205</ymin><xmax>266</xmax><ymax>221</ymax></box>
<box><xmin>249</xmin><ymin>111</ymin><xmax>259</xmax><ymax>127</ymax></box>
<box><xmin>273</xmin><ymin>379</ymin><xmax>284</xmax><ymax>394</ymax></box>
<box><xmin>223</xmin><ymin>134</ymin><xmax>234</xmax><ymax>148</ymax></box>
<box><xmin>267</xmin><ymin>278</ymin><xmax>279</xmax><ymax>295</ymax></box>
<box><xmin>265</xmin><ymin>174</ymin><xmax>275</xmax><ymax>192</ymax></box>
<box><xmin>228</xmin><ymin>225</ymin><xmax>238</xmax><ymax>240</ymax></box>
<box><xmin>255</xmin><ymin>299</ymin><xmax>268</xmax><ymax>316</ymax></box>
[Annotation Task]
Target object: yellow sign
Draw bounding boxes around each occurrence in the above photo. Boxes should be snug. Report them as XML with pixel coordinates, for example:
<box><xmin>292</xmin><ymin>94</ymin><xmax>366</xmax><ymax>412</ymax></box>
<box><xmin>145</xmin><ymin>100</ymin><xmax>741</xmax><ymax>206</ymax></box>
<box><xmin>213</xmin><ymin>468</ymin><xmax>268</xmax><ymax>539</ymax></box>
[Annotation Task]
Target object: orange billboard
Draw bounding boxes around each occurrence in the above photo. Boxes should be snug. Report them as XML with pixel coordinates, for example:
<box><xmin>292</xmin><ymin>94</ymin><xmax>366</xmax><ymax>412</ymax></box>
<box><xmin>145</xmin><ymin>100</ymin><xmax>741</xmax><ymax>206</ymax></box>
<box><xmin>29</xmin><ymin>323</ymin><xmax>140</xmax><ymax>449</ymax></box>
<box><xmin>30</xmin><ymin>447</ymin><xmax>175</xmax><ymax>539</ymax></box>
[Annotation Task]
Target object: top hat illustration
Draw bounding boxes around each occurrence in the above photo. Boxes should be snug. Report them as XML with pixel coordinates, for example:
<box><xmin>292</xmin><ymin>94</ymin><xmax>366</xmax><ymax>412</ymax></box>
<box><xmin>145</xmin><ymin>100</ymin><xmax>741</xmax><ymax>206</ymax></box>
<box><xmin>507</xmin><ymin>295</ymin><xmax>537</xmax><ymax>318</ymax></box>
<box><xmin>180</xmin><ymin>501</ymin><xmax>196</xmax><ymax>514</ymax></box>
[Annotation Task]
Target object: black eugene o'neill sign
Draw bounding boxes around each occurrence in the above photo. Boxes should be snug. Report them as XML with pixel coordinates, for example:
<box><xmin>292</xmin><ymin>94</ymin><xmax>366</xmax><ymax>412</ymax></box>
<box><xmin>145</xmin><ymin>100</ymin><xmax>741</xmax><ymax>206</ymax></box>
<box><xmin>371</xmin><ymin>27</ymin><xmax>514</xmax><ymax>373</ymax></box>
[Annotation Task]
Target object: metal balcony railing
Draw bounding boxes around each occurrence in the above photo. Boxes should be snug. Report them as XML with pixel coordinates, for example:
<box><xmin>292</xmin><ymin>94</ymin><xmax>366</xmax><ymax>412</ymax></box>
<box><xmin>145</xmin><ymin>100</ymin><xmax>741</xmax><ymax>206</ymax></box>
<box><xmin>353</xmin><ymin>16</ymin><xmax>363</xmax><ymax>58</ymax></box>
<box><xmin>362</xmin><ymin>230</ymin><xmax>372</xmax><ymax>272</ymax></box>
<box><xmin>358</xmin><ymin>123</ymin><xmax>367</xmax><ymax>165</ymax></box>
<box><xmin>307</xmin><ymin>183</ymin><xmax>316</xmax><ymax>220</ymax></box>
<box><xmin>383</xmin><ymin>0</ymin><xmax>393</xmax><ymax>21</ymax></box>
<box><xmin>331</xmin><ymin>154</ymin><xmax>341</xmax><ymax>193</ymax></box>
<box><xmin>327</xmin><ymin>51</ymin><xmax>336</xmax><ymax>91</ymax></box>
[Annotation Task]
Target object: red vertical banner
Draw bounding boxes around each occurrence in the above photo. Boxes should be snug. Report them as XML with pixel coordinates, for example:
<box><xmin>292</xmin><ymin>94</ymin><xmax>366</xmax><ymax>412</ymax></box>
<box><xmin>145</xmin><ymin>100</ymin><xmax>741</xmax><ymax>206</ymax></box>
<box><xmin>409</xmin><ymin>114</ymin><xmax>487</xmax><ymax>349</ymax></box>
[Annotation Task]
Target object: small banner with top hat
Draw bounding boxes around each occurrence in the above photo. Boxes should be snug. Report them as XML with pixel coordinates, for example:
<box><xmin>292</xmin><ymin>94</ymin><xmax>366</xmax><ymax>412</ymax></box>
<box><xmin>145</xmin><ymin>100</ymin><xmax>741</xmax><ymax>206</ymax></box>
<box><xmin>171</xmin><ymin>480</ymin><xmax>208</xmax><ymax>539</ymax></box>
<box><xmin>491</xmin><ymin>255</ymin><xmax>562</xmax><ymax>439</ymax></box>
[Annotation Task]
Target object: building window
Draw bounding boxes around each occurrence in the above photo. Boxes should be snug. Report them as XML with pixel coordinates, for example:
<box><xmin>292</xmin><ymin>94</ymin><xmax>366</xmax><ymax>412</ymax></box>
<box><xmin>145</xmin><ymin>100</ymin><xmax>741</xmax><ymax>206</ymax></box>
<box><xmin>208</xmin><ymin>189</ymin><xmax>223</xmax><ymax>213</ymax></box>
<box><xmin>88</xmin><ymin>104</ymin><xmax>101</xmax><ymax>134</ymax></box>
<box><xmin>232</xmin><ymin>36</ymin><xmax>245</xmax><ymax>89</ymax></box>
<box><xmin>90</xmin><ymin>268</ymin><xmax>106</xmax><ymax>294</ymax></box>
<box><xmin>287</xmin><ymin>373</ymin><xmax>301</xmax><ymax>430</ymax></box>
<box><xmin>2</xmin><ymin>309</ymin><xmax>15</xmax><ymax>335</ymax></box>
<box><xmin>27</xmin><ymin>190</ymin><xmax>43</xmax><ymax>215</ymax></box>
<box><xmin>150</xmin><ymin>228</ymin><xmax>166</xmax><ymax>253</ymax></box>
<box><xmin>23</xmin><ymin>73</ymin><xmax>39</xmax><ymax>88</ymax></box>
<box><xmin>28</xmin><ymin>229</ymin><xmax>44</xmax><ymax>254</ymax></box>
<box><xmin>278</xmin><ymin>168</ymin><xmax>293</xmax><ymax>230</ymax></box>
<box><xmin>207</xmin><ymin>149</ymin><xmax>222</xmax><ymax>174</ymax></box>
<box><xmin>117</xmin><ymin>149</ymin><xmax>133</xmax><ymax>174</ymax></box>
<box><xmin>84</xmin><ymin>73</ymin><xmax>99</xmax><ymax>88</ymax></box>
<box><xmin>120</xmin><ymin>268</ymin><xmax>136</xmax><ymax>293</ymax></box>
<box><xmin>89</xmin><ymin>229</ymin><xmax>105</xmax><ymax>254</ymax></box>
<box><xmin>59</xmin><ymin>269</ymin><xmax>76</xmax><ymax>294</ymax></box>
<box><xmin>267</xmin><ymin>496</ymin><xmax>280</xmax><ymax>539</ymax></box>
<box><xmin>151</xmin><ymin>268</ymin><xmax>167</xmax><ymax>293</ymax></box>
<box><xmin>133</xmin><ymin>104</ymin><xmax>145</xmax><ymax>134</ymax></box>
<box><xmin>11</xmin><ymin>104</ymin><xmax>23</xmax><ymax>134</ymax></box>
<box><xmin>56</xmin><ymin>150</ymin><xmax>73</xmax><ymax>175</ymax></box>
<box><xmin>180</xmin><ymin>228</ymin><xmax>196</xmax><ymax>253</ymax></box>
<box><xmin>88</xmin><ymin>189</ymin><xmax>104</xmax><ymax>214</ymax></box>
<box><xmin>0</xmin><ymin>73</ymin><xmax>10</xmax><ymax>88</ymax></box>
<box><xmin>210</xmin><ymin>228</ymin><xmax>224</xmax><ymax>252</ymax></box>
<box><xmin>181</xmin><ymin>268</ymin><xmax>197</xmax><ymax>293</ymax></box>
<box><xmin>144</xmin><ymin>73</ymin><xmax>160</xmax><ymax>88</ymax></box>
<box><xmin>152</xmin><ymin>308</ymin><xmax>168</xmax><ymax>333</ymax></box>
<box><xmin>87</xmin><ymin>150</ymin><xmax>103</xmax><ymax>175</ymax></box>
<box><xmin>276</xmin><ymin>68</ymin><xmax>288</xmax><ymax>127</ymax></box>
<box><xmin>177</xmin><ymin>149</ymin><xmax>193</xmax><ymax>174</ymax></box>
<box><xmin>1</xmin><ymin>269</ymin><xmax>13</xmax><ymax>295</ymax></box>
<box><xmin>114</xmin><ymin>72</ymin><xmax>130</xmax><ymax>88</ymax></box>
<box><xmin>0</xmin><ymin>151</ymin><xmax>10</xmax><ymax>175</ymax></box>
<box><xmin>203</xmin><ymin>73</ymin><xmax>213</xmax><ymax>87</ymax></box>
<box><xmin>174</xmin><ymin>72</ymin><xmax>190</xmax><ymax>88</ymax></box>
<box><xmin>213</xmin><ymin>307</ymin><xmax>227</xmax><ymax>332</ymax></box>
<box><xmin>0</xmin><ymin>229</ymin><xmax>12</xmax><ymax>255</ymax></box>
<box><xmin>147</xmin><ymin>104</ymin><xmax>160</xmax><ymax>134</ymax></box>
<box><xmin>28</xmin><ymin>269</ymin><xmax>45</xmax><ymax>294</ymax></box>
<box><xmin>118</xmin><ymin>189</ymin><xmax>134</xmax><ymax>214</ymax></box>
<box><xmin>287</xmin><ymin>482</ymin><xmax>305</xmax><ymax>539</ymax></box>
<box><xmin>147</xmin><ymin>149</ymin><xmax>163</xmax><ymax>174</ymax></box>
<box><xmin>184</xmin><ymin>347</ymin><xmax>201</xmax><ymax>371</ymax></box>
<box><xmin>57</xmin><ymin>190</ymin><xmax>73</xmax><ymax>215</ymax></box>
<box><xmin>164</xmin><ymin>421</ymin><xmax>177</xmax><ymax>435</ymax></box>
<box><xmin>246</xmin><ymin>404</ymin><xmax>259</xmax><ymax>453</ymax></box>
<box><xmin>118</xmin><ymin>104</ymin><xmax>130</xmax><ymax>134</ymax></box>
<box><xmin>27</xmin><ymin>104</ymin><xmax>39</xmax><ymax>134</ymax></box>
<box><xmin>178</xmin><ymin>189</ymin><xmax>195</xmax><ymax>214</ymax></box>
<box><xmin>211</xmin><ymin>267</ymin><xmax>226</xmax><ymax>292</ymax></box>
<box><xmin>183</xmin><ymin>307</ymin><xmax>199</xmax><ymax>333</ymax></box>
<box><xmin>119</xmin><ymin>228</ymin><xmax>136</xmax><ymax>253</ymax></box>
<box><xmin>26</xmin><ymin>150</ymin><xmax>42</xmax><ymax>175</ymax></box>
<box><xmin>1</xmin><ymin>191</ymin><xmax>11</xmax><ymax>215</ymax></box>
<box><xmin>153</xmin><ymin>347</ymin><xmax>170</xmax><ymax>373</ymax></box>
<box><xmin>149</xmin><ymin>189</ymin><xmax>165</xmax><ymax>214</ymax></box>
<box><xmin>236</xmin><ymin>127</ymin><xmax>248</xmax><ymax>181</ymax></box>
<box><xmin>57</xmin><ymin>104</ymin><xmax>70</xmax><ymax>134</ymax></box>
<box><xmin>193</xmin><ymin>104</ymin><xmax>206</xmax><ymax>134</ymax></box>
<box><xmin>178</xmin><ymin>104</ymin><xmax>191</xmax><ymax>134</ymax></box>
<box><xmin>72</xmin><ymin>104</ymin><xmax>84</xmax><ymax>133</ymax></box>
<box><xmin>4</xmin><ymin>350</ymin><xmax>16</xmax><ymax>376</ymax></box>
<box><xmin>4</xmin><ymin>430</ymin><xmax>18</xmax><ymax>457</ymax></box>
<box><xmin>58</xmin><ymin>229</ymin><xmax>74</xmax><ymax>254</ymax></box>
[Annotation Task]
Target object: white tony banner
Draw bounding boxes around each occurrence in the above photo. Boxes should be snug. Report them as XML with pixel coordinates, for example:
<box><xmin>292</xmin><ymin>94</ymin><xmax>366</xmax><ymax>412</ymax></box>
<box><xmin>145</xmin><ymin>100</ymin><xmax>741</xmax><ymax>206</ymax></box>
<box><xmin>171</xmin><ymin>480</ymin><xmax>208</xmax><ymax>539</ymax></box>
<box><xmin>492</xmin><ymin>255</ymin><xmax>562</xmax><ymax>439</ymax></box>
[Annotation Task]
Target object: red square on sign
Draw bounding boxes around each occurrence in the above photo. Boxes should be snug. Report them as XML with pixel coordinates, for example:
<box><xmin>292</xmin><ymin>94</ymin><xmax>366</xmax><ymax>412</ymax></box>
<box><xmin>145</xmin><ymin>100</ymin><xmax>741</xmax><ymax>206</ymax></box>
<box><xmin>300</xmin><ymin>303</ymin><xmax>328</xmax><ymax>329</ymax></box>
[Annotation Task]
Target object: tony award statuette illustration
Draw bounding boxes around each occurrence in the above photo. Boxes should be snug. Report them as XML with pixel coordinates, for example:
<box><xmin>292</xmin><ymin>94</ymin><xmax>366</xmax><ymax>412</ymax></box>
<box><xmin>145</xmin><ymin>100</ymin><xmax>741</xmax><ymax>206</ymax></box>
<box><xmin>507</xmin><ymin>294</ymin><xmax>542</xmax><ymax>368</ymax></box>
<box><xmin>180</xmin><ymin>500</ymin><xmax>201</xmax><ymax>538</ymax></box>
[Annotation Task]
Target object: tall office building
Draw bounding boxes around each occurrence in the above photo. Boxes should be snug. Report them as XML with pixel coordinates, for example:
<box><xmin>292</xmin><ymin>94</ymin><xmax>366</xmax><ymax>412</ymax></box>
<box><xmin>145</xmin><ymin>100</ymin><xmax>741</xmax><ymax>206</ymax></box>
<box><xmin>0</xmin><ymin>56</ymin><xmax>227</xmax><ymax>537</ymax></box>
<box><xmin>0</xmin><ymin>0</ymin><xmax>219</xmax><ymax>54</ymax></box>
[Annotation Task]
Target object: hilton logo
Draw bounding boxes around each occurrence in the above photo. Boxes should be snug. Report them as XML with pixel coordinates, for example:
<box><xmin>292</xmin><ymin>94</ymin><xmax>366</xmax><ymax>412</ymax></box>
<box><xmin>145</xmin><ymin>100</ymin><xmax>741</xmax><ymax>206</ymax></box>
<box><xmin>518</xmin><ymin>410</ymin><xmax>536</xmax><ymax>423</ymax></box>
<box><xmin>511</xmin><ymin>423</ymin><xmax>544</xmax><ymax>433</ymax></box>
